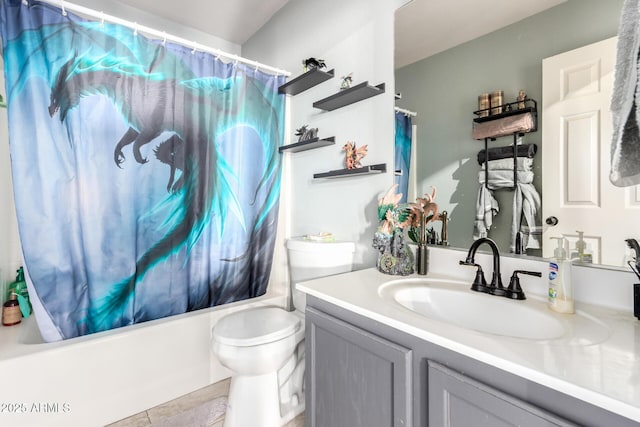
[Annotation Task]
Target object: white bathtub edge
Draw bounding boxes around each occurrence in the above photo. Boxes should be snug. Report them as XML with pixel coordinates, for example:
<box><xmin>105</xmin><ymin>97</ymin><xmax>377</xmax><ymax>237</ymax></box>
<box><xmin>0</xmin><ymin>292</ymin><xmax>286</xmax><ymax>427</ymax></box>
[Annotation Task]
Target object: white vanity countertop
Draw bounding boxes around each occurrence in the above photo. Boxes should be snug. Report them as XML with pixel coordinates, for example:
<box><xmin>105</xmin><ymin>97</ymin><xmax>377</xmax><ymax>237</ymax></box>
<box><xmin>297</xmin><ymin>267</ymin><xmax>640</xmax><ymax>423</ymax></box>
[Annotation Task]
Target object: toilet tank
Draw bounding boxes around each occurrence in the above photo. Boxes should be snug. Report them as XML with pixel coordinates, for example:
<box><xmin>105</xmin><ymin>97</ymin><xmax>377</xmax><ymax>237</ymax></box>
<box><xmin>286</xmin><ymin>237</ymin><xmax>355</xmax><ymax>312</ymax></box>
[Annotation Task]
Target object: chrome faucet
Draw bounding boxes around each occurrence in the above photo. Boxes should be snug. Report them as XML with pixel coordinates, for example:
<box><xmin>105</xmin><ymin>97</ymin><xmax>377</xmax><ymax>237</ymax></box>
<box><xmin>459</xmin><ymin>237</ymin><xmax>505</xmax><ymax>296</ymax></box>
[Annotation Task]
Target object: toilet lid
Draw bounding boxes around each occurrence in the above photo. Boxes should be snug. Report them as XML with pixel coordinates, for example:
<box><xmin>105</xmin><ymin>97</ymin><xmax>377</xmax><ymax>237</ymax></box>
<box><xmin>213</xmin><ymin>307</ymin><xmax>301</xmax><ymax>347</ymax></box>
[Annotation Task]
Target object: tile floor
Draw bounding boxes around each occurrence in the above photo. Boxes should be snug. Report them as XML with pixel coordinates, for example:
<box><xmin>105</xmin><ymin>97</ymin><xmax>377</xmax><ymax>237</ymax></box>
<box><xmin>108</xmin><ymin>378</ymin><xmax>305</xmax><ymax>427</ymax></box>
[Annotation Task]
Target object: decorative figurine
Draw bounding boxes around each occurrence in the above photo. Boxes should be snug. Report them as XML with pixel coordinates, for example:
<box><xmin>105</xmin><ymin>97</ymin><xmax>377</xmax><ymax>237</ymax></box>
<box><xmin>517</xmin><ymin>89</ymin><xmax>526</xmax><ymax>109</ymax></box>
<box><xmin>340</xmin><ymin>73</ymin><xmax>353</xmax><ymax>90</ymax></box>
<box><xmin>342</xmin><ymin>141</ymin><xmax>367</xmax><ymax>169</ymax></box>
<box><xmin>372</xmin><ymin>184</ymin><xmax>414</xmax><ymax>276</ymax></box>
<box><xmin>295</xmin><ymin>125</ymin><xmax>318</xmax><ymax>142</ymax></box>
<box><xmin>302</xmin><ymin>57</ymin><xmax>326</xmax><ymax>72</ymax></box>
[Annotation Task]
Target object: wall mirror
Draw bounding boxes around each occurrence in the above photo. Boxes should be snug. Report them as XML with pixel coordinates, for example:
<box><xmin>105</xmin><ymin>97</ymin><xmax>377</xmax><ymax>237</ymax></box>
<box><xmin>394</xmin><ymin>0</ymin><xmax>639</xmax><ymax>270</ymax></box>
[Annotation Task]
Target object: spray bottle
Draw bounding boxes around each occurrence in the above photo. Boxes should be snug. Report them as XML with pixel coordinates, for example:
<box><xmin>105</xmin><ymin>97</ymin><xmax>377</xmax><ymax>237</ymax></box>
<box><xmin>548</xmin><ymin>237</ymin><xmax>574</xmax><ymax>314</ymax></box>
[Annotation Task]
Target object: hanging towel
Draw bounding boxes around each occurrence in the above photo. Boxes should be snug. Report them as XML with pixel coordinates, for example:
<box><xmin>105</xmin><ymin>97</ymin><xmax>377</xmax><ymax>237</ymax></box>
<box><xmin>473</xmin><ymin>158</ymin><xmax>541</xmax><ymax>251</ymax></box>
<box><xmin>473</xmin><ymin>185</ymin><xmax>499</xmax><ymax>240</ymax></box>
<box><xmin>511</xmin><ymin>182</ymin><xmax>541</xmax><ymax>252</ymax></box>
<box><xmin>611</xmin><ymin>0</ymin><xmax>640</xmax><ymax>187</ymax></box>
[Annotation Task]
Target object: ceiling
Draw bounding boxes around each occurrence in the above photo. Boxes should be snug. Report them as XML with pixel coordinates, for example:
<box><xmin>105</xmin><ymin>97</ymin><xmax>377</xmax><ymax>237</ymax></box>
<box><xmin>394</xmin><ymin>0</ymin><xmax>566</xmax><ymax>68</ymax></box>
<box><xmin>117</xmin><ymin>0</ymin><xmax>291</xmax><ymax>45</ymax></box>
<box><xmin>118</xmin><ymin>0</ymin><xmax>566</xmax><ymax>68</ymax></box>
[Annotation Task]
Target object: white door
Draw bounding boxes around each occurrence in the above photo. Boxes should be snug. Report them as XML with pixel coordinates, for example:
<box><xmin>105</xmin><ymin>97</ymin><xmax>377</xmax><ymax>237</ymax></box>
<box><xmin>542</xmin><ymin>37</ymin><xmax>639</xmax><ymax>267</ymax></box>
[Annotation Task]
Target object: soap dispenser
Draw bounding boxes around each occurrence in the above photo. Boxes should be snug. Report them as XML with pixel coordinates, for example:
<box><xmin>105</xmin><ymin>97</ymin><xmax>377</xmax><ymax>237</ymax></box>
<box><xmin>548</xmin><ymin>237</ymin><xmax>574</xmax><ymax>314</ymax></box>
<box><xmin>571</xmin><ymin>231</ymin><xmax>593</xmax><ymax>263</ymax></box>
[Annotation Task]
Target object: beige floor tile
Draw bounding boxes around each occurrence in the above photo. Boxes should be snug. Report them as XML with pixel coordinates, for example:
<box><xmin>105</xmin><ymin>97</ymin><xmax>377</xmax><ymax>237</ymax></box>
<box><xmin>284</xmin><ymin>413</ymin><xmax>305</xmax><ymax>427</ymax></box>
<box><xmin>150</xmin><ymin>397</ymin><xmax>227</xmax><ymax>427</ymax></box>
<box><xmin>146</xmin><ymin>378</ymin><xmax>230</xmax><ymax>423</ymax></box>
<box><xmin>109</xmin><ymin>378</ymin><xmax>303</xmax><ymax>427</ymax></box>
<box><xmin>106</xmin><ymin>410</ymin><xmax>151</xmax><ymax>427</ymax></box>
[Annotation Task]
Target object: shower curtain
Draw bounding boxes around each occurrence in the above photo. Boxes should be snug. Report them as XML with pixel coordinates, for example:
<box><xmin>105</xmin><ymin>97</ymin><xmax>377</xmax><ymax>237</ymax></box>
<box><xmin>394</xmin><ymin>111</ymin><xmax>412</xmax><ymax>203</ymax></box>
<box><xmin>0</xmin><ymin>0</ymin><xmax>285</xmax><ymax>340</ymax></box>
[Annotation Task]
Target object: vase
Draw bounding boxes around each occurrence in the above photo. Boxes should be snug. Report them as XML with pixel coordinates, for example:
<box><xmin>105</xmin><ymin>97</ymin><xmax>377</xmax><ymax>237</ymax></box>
<box><xmin>416</xmin><ymin>243</ymin><xmax>428</xmax><ymax>275</ymax></box>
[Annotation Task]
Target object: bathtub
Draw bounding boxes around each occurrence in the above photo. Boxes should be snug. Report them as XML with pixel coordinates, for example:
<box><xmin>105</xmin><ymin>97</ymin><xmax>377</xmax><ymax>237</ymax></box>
<box><xmin>0</xmin><ymin>291</ymin><xmax>287</xmax><ymax>427</ymax></box>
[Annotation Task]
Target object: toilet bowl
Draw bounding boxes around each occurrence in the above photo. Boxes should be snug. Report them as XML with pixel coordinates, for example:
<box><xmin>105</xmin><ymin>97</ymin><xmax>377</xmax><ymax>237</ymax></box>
<box><xmin>212</xmin><ymin>307</ymin><xmax>305</xmax><ymax>427</ymax></box>
<box><xmin>211</xmin><ymin>237</ymin><xmax>355</xmax><ymax>427</ymax></box>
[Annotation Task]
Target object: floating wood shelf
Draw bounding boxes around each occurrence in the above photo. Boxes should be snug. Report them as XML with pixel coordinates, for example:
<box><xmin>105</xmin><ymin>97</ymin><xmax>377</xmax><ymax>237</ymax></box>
<box><xmin>313</xmin><ymin>163</ymin><xmax>387</xmax><ymax>179</ymax></box>
<box><xmin>278</xmin><ymin>68</ymin><xmax>335</xmax><ymax>96</ymax></box>
<box><xmin>279</xmin><ymin>136</ymin><xmax>336</xmax><ymax>153</ymax></box>
<box><xmin>313</xmin><ymin>82</ymin><xmax>386</xmax><ymax>111</ymax></box>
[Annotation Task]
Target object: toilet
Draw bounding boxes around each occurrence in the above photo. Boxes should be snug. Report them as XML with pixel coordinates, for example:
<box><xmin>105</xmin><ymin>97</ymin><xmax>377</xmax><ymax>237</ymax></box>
<box><xmin>212</xmin><ymin>236</ymin><xmax>355</xmax><ymax>427</ymax></box>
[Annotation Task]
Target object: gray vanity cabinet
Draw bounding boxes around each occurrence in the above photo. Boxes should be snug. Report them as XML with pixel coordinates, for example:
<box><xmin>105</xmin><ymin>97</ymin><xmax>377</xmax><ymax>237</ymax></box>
<box><xmin>305</xmin><ymin>306</ymin><xmax>412</xmax><ymax>427</ymax></box>
<box><xmin>305</xmin><ymin>295</ymin><xmax>640</xmax><ymax>427</ymax></box>
<box><xmin>428</xmin><ymin>361</ymin><xmax>575</xmax><ymax>427</ymax></box>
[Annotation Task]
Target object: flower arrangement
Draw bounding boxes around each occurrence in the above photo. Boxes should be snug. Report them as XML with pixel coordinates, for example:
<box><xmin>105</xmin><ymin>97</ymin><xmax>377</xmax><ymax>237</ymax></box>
<box><xmin>407</xmin><ymin>187</ymin><xmax>440</xmax><ymax>245</ymax></box>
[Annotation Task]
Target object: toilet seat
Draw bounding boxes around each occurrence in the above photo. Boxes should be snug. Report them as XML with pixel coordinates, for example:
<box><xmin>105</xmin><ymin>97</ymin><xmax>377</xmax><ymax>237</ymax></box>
<box><xmin>213</xmin><ymin>307</ymin><xmax>301</xmax><ymax>347</ymax></box>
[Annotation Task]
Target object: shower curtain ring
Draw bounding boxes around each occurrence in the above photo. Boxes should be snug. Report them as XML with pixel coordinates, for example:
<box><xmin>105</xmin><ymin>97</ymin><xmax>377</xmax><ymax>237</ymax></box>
<box><xmin>133</xmin><ymin>22</ymin><xmax>139</xmax><ymax>36</ymax></box>
<box><xmin>60</xmin><ymin>0</ymin><xmax>67</xmax><ymax>16</ymax></box>
<box><xmin>191</xmin><ymin>43</ymin><xmax>197</xmax><ymax>54</ymax></box>
<box><xmin>100</xmin><ymin>11</ymin><xmax>104</xmax><ymax>28</ymax></box>
<box><xmin>162</xmin><ymin>32</ymin><xmax>167</xmax><ymax>46</ymax></box>
<box><xmin>21</xmin><ymin>0</ymin><xmax>28</xmax><ymax>6</ymax></box>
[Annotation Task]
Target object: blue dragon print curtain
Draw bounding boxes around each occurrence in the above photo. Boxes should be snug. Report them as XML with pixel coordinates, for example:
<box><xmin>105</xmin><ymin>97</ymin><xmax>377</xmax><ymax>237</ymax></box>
<box><xmin>0</xmin><ymin>0</ymin><xmax>285</xmax><ymax>340</ymax></box>
<box><xmin>394</xmin><ymin>111</ymin><xmax>412</xmax><ymax>203</ymax></box>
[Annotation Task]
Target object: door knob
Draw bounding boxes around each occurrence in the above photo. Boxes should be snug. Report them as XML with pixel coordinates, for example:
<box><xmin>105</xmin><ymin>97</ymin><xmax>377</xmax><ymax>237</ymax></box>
<box><xmin>545</xmin><ymin>216</ymin><xmax>559</xmax><ymax>226</ymax></box>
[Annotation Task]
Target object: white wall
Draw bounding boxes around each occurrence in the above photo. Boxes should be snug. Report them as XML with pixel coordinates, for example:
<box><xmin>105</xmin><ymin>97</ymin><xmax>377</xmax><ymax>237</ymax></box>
<box><xmin>243</xmin><ymin>0</ymin><xmax>397</xmax><ymax>271</ymax></box>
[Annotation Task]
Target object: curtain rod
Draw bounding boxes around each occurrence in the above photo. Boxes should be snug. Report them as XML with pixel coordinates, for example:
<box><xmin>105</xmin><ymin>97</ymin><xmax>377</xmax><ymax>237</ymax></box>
<box><xmin>28</xmin><ymin>0</ymin><xmax>291</xmax><ymax>77</ymax></box>
<box><xmin>395</xmin><ymin>106</ymin><xmax>417</xmax><ymax>117</ymax></box>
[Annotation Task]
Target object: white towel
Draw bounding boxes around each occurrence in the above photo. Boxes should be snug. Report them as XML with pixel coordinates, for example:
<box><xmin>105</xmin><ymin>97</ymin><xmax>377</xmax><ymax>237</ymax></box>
<box><xmin>481</xmin><ymin>157</ymin><xmax>534</xmax><ymax>172</ymax></box>
<box><xmin>473</xmin><ymin>185</ymin><xmax>498</xmax><ymax>240</ymax></box>
<box><xmin>473</xmin><ymin>157</ymin><xmax>541</xmax><ymax>251</ymax></box>
<box><xmin>610</xmin><ymin>0</ymin><xmax>640</xmax><ymax>187</ymax></box>
<box><xmin>479</xmin><ymin>170</ymin><xmax>534</xmax><ymax>189</ymax></box>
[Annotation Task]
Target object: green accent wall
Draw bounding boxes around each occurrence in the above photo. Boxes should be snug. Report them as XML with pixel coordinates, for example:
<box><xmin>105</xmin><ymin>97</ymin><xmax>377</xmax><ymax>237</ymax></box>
<box><xmin>395</xmin><ymin>0</ymin><xmax>624</xmax><ymax>254</ymax></box>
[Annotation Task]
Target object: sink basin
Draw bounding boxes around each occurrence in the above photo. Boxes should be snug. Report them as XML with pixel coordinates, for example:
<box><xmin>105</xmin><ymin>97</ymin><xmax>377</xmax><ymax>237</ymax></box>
<box><xmin>378</xmin><ymin>278</ymin><xmax>610</xmax><ymax>344</ymax></box>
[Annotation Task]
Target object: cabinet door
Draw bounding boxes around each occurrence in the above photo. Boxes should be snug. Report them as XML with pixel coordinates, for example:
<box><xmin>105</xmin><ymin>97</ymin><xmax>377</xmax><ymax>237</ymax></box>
<box><xmin>428</xmin><ymin>361</ymin><xmax>577</xmax><ymax>427</ymax></box>
<box><xmin>306</xmin><ymin>306</ymin><xmax>412</xmax><ymax>427</ymax></box>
